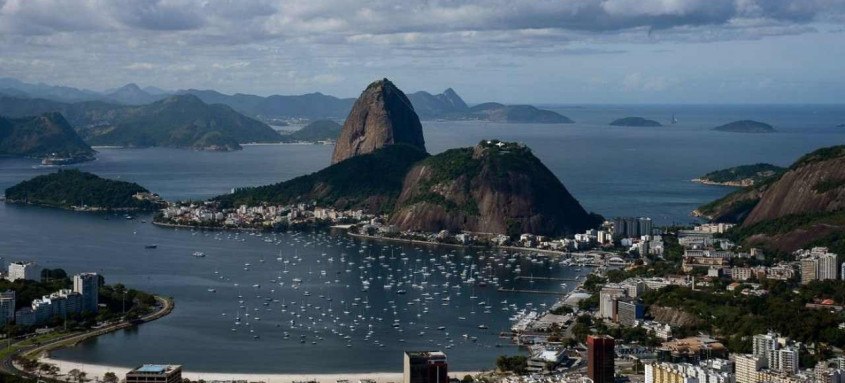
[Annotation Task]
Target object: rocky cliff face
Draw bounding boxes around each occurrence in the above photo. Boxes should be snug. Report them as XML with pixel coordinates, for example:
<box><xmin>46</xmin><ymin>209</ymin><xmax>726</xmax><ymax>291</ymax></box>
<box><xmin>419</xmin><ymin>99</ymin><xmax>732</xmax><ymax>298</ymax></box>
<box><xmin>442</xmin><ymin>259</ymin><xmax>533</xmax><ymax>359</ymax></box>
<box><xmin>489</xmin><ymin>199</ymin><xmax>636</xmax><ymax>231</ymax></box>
<box><xmin>389</xmin><ymin>140</ymin><xmax>600</xmax><ymax>236</ymax></box>
<box><xmin>698</xmin><ymin>145</ymin><xmax>845</xmax><ymax>254</ymax></box>
<box><xmin>743</xmin><ymin>150</ymin><xmax>845</xmax><ymax>226</ymax></box>
<box><xmin>331</xmin><ymin>79</ymin><xmax>426</xmax><ymax>164</ymax></box>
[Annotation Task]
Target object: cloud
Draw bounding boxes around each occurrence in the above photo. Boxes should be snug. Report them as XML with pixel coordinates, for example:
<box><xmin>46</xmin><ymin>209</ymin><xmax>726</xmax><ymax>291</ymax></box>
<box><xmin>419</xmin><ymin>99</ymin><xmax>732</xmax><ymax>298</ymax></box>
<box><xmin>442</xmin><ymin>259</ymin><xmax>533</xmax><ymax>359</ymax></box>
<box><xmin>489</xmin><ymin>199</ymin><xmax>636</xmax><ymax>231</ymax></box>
<box><xmin>0</xmin><ymin>0</ymin><xmax>843</xmax><ymax>103</ymax></box>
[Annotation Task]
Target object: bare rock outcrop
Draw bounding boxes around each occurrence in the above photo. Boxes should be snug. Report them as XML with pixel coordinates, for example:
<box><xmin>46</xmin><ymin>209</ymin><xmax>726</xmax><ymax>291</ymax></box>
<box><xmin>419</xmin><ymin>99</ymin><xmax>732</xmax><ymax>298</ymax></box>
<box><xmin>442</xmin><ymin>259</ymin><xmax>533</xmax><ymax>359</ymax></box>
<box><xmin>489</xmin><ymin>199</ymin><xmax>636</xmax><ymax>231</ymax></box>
<box><xmin>331</xmin><ymin>78</ymin><xmax>426</xmax><ymax>164</ymax></box>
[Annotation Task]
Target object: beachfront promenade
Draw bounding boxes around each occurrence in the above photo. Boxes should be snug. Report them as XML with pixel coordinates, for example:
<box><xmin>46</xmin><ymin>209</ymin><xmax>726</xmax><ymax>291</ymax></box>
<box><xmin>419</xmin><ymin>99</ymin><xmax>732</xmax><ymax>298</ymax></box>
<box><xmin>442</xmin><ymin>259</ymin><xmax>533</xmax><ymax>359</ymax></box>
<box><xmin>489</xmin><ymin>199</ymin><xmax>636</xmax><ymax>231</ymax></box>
<box><xmin>0</xmin><ymin>296</ymin><xmax>174</xmax><ymax>380</ymax></box>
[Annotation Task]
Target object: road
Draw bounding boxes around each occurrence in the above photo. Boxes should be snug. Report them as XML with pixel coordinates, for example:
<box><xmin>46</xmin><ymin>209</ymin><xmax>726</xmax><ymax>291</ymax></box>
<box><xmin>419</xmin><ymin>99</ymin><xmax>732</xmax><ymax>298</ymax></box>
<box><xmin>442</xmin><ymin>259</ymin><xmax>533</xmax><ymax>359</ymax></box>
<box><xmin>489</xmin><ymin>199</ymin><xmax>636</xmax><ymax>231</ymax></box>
<box><xmin>0</xmin><ymin>296</ymin><xmax>173</xmax><ymax>380</ymax></box>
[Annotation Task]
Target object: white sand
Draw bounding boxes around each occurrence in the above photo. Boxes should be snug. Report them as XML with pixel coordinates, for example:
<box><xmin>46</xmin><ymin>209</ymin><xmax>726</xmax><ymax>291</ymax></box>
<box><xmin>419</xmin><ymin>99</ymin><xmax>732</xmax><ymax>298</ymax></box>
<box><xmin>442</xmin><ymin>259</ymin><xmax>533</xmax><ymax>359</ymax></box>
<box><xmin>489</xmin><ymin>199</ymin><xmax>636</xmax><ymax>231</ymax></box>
<box><xmin>39</xmin><ymin>357</ymin><xmax>480</xmax><ymax>383</ymax></box>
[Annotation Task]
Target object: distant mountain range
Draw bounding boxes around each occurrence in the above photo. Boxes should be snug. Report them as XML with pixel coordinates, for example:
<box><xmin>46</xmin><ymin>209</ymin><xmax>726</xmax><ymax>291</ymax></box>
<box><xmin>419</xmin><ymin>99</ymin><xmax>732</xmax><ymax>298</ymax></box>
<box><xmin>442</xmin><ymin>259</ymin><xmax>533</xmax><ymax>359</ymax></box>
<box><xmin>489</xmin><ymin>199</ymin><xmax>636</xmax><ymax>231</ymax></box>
<box><xmin>0</xmin><ymin>77</ymin><xmax>572</xmax><ymax>123</ymax></box>
<box><xmin>0</xmin><ymin>94</ymin><xmax>280</xmax><ymax>151</ymax></box>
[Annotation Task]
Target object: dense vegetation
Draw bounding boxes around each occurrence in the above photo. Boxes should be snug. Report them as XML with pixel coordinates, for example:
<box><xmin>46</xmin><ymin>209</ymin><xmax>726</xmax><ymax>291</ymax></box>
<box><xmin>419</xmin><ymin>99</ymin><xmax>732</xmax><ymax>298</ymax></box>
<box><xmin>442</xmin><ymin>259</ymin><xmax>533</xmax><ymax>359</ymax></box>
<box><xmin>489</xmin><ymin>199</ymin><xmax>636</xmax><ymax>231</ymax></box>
<box><xmin>496</xmin><ymin>355</ymin><xmax>528</xmax><ymax>374</ymax></box>
<box><xmin>609</xmin><ymin>117</ymin><xmax>662</xmax><ymax>127</ymax></box>
<box><xmin>712</xmin><ymin>120</ymin><xmax>775</xmax><ymax>133</ymax></box>
<box><xmin>392</xmin><ymin>141</ymin><xmax>602</xmax><ymax>236</ymax></box>
<box><xmin>216</xmin><ymin>144</ymin><xmax>429</xmax><ymax>213</ymax></box>
<box><xmin>640</xmin><ymin>280</ymin><xmax>845</xmax><ymax>360</ymax></box>
<box><xmin>0</xmin><ymin>112</ymin><xmax>93</xmax><ymax>158</ymax></box>
<box><xmin>281</xmin><ymin>120</ymin><xmax>341</xmax><ymax>142</ymax></box>
<box><xmin>793</xmin><ymin>145</ymin><xmax>845</xmax><ymax>168</ymax></box>
<box><xmin>5</xmin><ymin>169</ymin><xmax>162</xmax><ymax>211</ymax></box>
<box><xmin>697</xmin><ymin>163</ymin><xmax>784</xmax><ymax>185</ymax></box>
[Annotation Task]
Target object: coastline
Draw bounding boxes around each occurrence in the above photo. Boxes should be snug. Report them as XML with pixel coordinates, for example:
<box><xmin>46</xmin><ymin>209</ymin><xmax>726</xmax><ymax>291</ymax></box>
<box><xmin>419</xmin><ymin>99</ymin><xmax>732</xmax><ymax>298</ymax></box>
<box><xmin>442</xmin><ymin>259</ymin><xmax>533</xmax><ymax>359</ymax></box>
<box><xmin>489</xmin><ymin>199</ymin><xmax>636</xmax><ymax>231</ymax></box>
<box><xmin>690</xmin><ymin>178</ymin><xmax>750</xmax><ymax>187</ymax></box>
<box><xmin>346</xmin><ymin>232</ymin><xmax>574</xmax><ymax>257</ymax></box>
<box><xmin>38</xmin><ymin>357</ymin><xmax>479</xmax><ymax>383</ymax></box>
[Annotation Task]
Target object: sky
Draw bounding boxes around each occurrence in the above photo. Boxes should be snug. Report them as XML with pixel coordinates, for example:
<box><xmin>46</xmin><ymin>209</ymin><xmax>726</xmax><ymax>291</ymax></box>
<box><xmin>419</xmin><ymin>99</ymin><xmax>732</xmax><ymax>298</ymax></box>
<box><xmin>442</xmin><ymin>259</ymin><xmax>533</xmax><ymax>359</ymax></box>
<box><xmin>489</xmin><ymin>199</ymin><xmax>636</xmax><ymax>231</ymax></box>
<box><xmin>0</xmin><ymin>0</ymin><xmax>844</xmax><ymax>104</ymax></box>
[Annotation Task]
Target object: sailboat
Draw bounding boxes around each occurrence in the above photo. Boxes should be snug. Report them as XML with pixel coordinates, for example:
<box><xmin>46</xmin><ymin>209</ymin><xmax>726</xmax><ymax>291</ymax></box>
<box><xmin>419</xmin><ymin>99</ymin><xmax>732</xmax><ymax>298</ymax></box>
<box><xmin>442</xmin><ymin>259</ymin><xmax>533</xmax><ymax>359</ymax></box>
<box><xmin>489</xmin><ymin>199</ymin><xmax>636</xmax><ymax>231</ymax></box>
<box><xmin>671</xmin><ymin>113</ymin><xmax>678</xmax><ymax>124</ymax></box>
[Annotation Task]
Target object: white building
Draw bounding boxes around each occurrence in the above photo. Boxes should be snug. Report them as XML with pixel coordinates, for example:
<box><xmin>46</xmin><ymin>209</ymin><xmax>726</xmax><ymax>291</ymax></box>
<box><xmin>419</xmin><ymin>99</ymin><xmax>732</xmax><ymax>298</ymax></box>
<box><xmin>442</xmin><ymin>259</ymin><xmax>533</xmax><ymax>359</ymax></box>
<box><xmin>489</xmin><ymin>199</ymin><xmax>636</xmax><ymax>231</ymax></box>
<box><xmin>770</xmin><ymin>347</ymin><xmax>799</xmax><ymax>374</ymax></box>
<box><xmin>73</xmin><ymin>273</ymin><xmax>100</xmax><ymax>313</ymax></box>
<box><xmin>7</xmin><ymin>261</ymin><xmax>41</xmax><ymax>282</ymax></box>
<box><xmin>735</xmin><ymin>355</ymin><xmax>765</xmax><ymax>383</ymax></box>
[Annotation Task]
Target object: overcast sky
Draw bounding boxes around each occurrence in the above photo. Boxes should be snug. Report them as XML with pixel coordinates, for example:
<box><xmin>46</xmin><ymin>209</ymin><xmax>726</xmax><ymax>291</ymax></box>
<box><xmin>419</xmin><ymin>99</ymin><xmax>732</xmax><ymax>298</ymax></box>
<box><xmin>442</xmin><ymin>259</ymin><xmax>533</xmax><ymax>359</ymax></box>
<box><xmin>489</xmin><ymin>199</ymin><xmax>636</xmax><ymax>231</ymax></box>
<box><xmin>1</xmin><ymin>0</ymin><xmax>844</xmax><ymax>104</ymax></box>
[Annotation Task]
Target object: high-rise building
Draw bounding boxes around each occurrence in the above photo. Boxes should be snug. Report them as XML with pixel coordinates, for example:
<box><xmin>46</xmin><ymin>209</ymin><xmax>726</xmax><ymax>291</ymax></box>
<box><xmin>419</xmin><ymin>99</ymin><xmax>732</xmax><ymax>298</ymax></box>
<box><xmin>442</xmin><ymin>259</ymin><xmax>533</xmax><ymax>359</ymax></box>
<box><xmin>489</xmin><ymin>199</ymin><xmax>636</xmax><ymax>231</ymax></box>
<box><xmin>800</xmin><ymin>250</ymin><xmax>839</xmax><ymax>284</ymax></box>
<box><xmin>613</xmin><ymin>218</ymin><xmax>627</xmax><ymax>239</ymax></box>
<box><xmin>404</xmin><ymin>351</ymin><xmax>448</xmax><ymax>383</ymax></box>
<box><xmin>735</xmin><ymin>355</ymin><xmax>765</xmax><ymax>383</ymax></box>
<box><xmin>125</xmin><ymin>365</ymin><xmax>182</xmax><ymax>383</ymax></box>
<box><xmin>0</xmin><ymin>290</ymin><xmax>14</xmax><ymax>326</ymax></box>
<box><xmin>770</xmin><ymin>347</ymin><xmax>799</xmax><ymax>374</ymax></box>
<box><xmin>625</xmin><ymin>217</ymin><xmax>638</xmax><ymax>238</ymax></box>
<box><xmin>599</xmin><ymin>286</ymin><xmax>628</xmax><ymax>320</ymax></box>
<box><xmin>616</xmin><ymin>299</ymin><xmax>645</xmax><ymax>327</ymax></box>
<box><xmin>638</xmin><ymin>217</ymin><xmax>653</xmax><ymax>237</ymax></box>
<box><xmin>801</xmin><ymin>258</ymin><xmax>819</xmax><ymax>284</ymax></box>
<box><xmin>588</xmin><ymin>335</ymin><xmax>615</xmax><ymax>383</ymax></box>
<box><xmin>753</xmin><ymin>332</ymin><xmax>779</xmax><ymax>364</ymax></box>
<box><xmin>73</xmin><ymin>272</ymin><xmax>99</xmax><ymax>313</ymax></box>
<box><xmin>6</xmin><ymin>261</ymin><xmax>41</xmax><ymax>282</ymax></box>
<box><xmin>819</xmin><ymin>253</ymin><xmax>838</xmax><ymax>280</ymax></box>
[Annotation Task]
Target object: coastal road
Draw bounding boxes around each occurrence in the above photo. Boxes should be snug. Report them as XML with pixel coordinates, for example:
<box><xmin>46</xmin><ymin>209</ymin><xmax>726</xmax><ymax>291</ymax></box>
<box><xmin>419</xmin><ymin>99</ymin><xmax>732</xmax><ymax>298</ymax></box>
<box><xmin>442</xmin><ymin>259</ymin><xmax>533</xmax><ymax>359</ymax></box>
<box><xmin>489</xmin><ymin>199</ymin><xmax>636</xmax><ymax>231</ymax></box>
<box><xmin>0</xmin><ymin>296</ymin><xmax>173</xmax><ymax>379</ymax></box>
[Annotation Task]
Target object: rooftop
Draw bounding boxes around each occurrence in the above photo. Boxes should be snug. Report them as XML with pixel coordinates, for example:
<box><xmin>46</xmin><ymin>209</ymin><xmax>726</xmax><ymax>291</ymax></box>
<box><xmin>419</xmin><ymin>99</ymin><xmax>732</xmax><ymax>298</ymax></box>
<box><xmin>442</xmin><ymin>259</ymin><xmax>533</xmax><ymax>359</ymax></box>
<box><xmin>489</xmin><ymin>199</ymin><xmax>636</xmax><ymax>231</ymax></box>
<box><xmin>130</xmin><ymin>364</ymin><xmax>181</xmax><ymax>374</ymax></box>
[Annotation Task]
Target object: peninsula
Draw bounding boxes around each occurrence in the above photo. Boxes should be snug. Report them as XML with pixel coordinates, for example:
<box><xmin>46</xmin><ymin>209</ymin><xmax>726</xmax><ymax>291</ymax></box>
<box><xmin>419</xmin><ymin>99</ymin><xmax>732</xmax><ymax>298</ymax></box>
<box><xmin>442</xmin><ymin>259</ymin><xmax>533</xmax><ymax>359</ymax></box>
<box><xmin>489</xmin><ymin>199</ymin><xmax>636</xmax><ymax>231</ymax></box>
<box><xmin>692</xmin><ymin>163</ymin><xmax>785</xmax><ymax>187</ymax></box>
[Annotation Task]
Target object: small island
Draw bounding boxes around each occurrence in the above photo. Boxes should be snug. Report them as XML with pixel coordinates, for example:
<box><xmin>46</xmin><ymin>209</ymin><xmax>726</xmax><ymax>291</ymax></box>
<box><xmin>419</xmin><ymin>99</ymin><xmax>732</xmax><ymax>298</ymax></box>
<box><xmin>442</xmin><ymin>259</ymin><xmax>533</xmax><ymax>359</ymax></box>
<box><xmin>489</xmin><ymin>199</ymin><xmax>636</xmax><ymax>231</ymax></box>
<box><xmin>4</xmin><ymin>169</ymin><xmax>165</xmax><ymax>211</ymax></box>
<box><xmin>609</xmin><ymin>117</ymin><xmax>662</xmax><ymax>127</ymax></box>
<box><xmin>281</xmin><ymin>119</ymin><xmax>341</xmax><ymax>143</ymax></box>
<box><xmin>692</xmin><ymin>163</ymin><xmax>785</xmax><ymax>187</ymax></box>
<box><xmin>713</xmin><ymin>120</ymin><xmax>775</xmax><ymax>133</ymax></box>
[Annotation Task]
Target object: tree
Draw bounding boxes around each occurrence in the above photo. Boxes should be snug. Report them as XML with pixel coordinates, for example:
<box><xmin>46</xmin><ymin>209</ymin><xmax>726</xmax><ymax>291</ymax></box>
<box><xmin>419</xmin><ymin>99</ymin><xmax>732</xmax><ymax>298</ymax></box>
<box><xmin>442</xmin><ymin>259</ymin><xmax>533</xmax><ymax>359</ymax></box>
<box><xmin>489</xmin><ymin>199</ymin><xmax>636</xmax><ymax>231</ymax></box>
<box><xmin>103</xmin><ymin>372</ymin><xmax>118</xmax><ymax>383</ymax></box>
<box><xmin>68</xmin><ymin>368</ymin><xmax>81</xmax><ymax>382</ymax></box>
<box><xmin>462</xmin><ymin>375</ymin><xmax>474</xmax><ymax>383</ymax></box>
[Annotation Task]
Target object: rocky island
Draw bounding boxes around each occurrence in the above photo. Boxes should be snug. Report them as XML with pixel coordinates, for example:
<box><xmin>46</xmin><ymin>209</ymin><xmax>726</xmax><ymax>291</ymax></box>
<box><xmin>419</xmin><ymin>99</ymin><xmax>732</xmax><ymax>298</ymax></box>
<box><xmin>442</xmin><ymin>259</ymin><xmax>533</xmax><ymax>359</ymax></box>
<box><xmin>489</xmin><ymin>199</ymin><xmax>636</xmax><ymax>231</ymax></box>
<box><xmin>5</xmin><ymin>169</ymin><xmax>165</xmax><ymax>211</ymax></box>
<box><xmin>0</xmin><ymin>112</ymin><xmax>95</xmax><ymax>162</ymax></box>
<box><xmin>712</xmin><ymin>120</ymin><xmax>775</xmax><ymax>133</ymax></box>
<box><xmin>609</xmin><ymin>117</ymin><xmax>662</xmax><ymax>127</ymax></box>
<box><xmin>692</xmin><ymin>163</ymin><xmax>785</xmax><ymax>187</ymax></box>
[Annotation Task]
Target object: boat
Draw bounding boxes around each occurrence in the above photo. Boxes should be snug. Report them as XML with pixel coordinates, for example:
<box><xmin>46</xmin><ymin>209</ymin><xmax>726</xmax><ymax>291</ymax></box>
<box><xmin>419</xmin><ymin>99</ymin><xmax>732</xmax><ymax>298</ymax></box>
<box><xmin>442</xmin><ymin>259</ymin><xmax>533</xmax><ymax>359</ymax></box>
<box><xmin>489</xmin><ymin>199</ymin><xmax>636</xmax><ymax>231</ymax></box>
<box><xmin>144</xmin><ymin>244</ymin><xmax>158</xmax><ymax>249</ymax></box>
<box><xmin>193</xmin><ymin>251</ymin><xmax>206</xmax><ymax>258</ymax></box>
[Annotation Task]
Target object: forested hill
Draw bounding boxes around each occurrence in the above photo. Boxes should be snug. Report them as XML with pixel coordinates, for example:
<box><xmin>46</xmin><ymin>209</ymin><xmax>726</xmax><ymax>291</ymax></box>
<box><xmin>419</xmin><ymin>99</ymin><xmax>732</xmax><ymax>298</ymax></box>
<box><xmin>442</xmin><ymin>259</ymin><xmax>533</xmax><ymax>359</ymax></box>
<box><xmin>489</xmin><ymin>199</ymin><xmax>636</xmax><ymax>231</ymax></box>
<box><xmin>5</xmin><ymin>169</ymin><xmax>164</xmax><ymax>211</ymax></box>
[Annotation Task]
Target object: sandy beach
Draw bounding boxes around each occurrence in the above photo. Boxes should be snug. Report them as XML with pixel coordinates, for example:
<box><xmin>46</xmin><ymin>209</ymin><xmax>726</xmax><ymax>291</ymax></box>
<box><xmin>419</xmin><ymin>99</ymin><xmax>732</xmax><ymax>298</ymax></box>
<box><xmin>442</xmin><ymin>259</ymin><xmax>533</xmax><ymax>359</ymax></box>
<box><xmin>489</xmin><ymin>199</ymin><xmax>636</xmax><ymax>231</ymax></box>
<box><xmin>38</xmin><ymin>357</ymin><xmax>480</xmax><ymax>383</ymax></box>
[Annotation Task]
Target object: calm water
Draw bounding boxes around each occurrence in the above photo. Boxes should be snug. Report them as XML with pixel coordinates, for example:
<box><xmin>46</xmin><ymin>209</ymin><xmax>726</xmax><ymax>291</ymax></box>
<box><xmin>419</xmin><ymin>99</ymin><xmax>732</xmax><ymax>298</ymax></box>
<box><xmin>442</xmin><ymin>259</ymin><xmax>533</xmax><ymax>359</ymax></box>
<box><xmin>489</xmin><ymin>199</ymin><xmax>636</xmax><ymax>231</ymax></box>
<box><xmin>0</xmin><ymin>104</ymin><xmax>843</xmax><ymax>372</ymax></box>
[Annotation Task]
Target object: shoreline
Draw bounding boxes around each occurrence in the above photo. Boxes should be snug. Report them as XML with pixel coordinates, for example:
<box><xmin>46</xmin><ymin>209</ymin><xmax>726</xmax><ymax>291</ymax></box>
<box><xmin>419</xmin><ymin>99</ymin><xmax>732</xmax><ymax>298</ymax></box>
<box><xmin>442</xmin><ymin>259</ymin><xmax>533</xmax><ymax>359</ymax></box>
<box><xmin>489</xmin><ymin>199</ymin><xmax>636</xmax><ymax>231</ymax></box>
<box><xmin>38</xmin><ymin>357</ymin><xmax>480</xmax><ymax>383</ymax></box>
<box><xmin>347</xmin><ymin>232</ymin><xmax>575</xmax><ymax>257</ymax></box>
<box><xmin>690</xmin><ymin>178</ymin><xmax>749</xmax><ymax>187</ymax></box>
